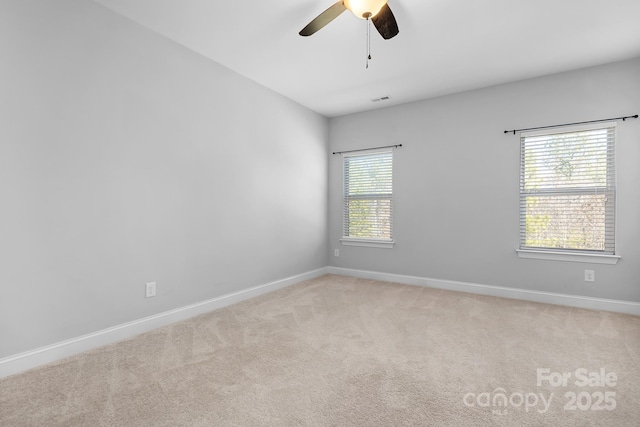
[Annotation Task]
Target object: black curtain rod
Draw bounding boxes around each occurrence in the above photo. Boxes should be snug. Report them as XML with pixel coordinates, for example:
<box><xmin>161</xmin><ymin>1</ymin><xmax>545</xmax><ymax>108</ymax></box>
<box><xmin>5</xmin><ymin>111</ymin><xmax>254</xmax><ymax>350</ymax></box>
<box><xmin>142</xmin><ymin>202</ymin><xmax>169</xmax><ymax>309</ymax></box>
<box><xmin>332</xmin><ymin>144</ymin><xmax>402</xmax><ymax>155</ymax></box>
<box><xmin>504</xmin><ymin>114</ymin><xmax>638</xmax><ymax>135</ymax></box>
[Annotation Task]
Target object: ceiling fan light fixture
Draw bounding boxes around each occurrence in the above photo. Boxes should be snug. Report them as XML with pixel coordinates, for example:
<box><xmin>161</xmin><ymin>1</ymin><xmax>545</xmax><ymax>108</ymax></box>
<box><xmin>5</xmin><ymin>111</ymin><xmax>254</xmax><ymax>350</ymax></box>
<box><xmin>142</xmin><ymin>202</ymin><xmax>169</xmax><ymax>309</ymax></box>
<box><xmin>343</xmin><ymin>0</ymin><xmax>388</xmax><ymax>19</ymax></box>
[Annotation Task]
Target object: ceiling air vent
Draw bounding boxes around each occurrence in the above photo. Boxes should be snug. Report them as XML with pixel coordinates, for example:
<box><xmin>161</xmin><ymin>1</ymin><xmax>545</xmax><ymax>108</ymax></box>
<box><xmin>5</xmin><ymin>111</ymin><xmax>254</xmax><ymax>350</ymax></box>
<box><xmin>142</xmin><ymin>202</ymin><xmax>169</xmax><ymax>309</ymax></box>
<box><xmin>371</xmin><ymin>96</ymin><xmax>391</xmax><ymax>103</ymax></box>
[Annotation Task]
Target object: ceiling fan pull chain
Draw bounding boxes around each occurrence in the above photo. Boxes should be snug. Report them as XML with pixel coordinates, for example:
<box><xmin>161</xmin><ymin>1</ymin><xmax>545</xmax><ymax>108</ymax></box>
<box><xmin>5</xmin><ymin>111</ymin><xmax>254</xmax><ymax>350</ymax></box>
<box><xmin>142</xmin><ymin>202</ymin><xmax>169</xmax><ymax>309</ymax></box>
<box><xmin>366</xmin><ymin>15</ymin><xmax>372</xmax><ymax>69</ymax></box>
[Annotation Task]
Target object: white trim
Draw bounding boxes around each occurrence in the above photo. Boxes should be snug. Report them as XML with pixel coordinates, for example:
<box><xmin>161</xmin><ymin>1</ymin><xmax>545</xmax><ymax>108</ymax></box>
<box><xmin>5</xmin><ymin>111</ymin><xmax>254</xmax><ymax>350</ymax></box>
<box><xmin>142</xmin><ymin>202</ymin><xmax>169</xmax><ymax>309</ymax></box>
<box><xmin>516</xmin><ymin>249</ymin><xmax>620</xmax><ymax>264</ymax></box>
<box><xmin>4</xmin><ymin>265</ymin><xmax>637</xmax><ymax>379</ymax></box>
<box><xmin>0</xmin><ymin>267</ymin><xmax>328</xmax><ymax>379</ymax></box>
<box><xmin>340</xmin><ymin>238</ymin><xmax>394</xmax><ymax>248</ymax></box>
<box><xmin>327</xmin><ymin>267</ymin><xmax>640</xmax><ymax>316</ymax></box>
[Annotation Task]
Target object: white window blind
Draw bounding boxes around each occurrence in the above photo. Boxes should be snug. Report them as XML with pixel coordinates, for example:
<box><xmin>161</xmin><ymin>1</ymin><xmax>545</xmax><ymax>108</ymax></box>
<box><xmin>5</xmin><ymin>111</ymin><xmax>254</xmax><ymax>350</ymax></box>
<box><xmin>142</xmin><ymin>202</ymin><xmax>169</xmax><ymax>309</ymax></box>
<box><xmin>343</xmin><ymin>150</ymin><xmax>393</xmax><ymax>242</ymax></box>
<box><xmin>519</xmin><ymin>123</ymin><xmax>616</xmax><ymax>254</ymax></box>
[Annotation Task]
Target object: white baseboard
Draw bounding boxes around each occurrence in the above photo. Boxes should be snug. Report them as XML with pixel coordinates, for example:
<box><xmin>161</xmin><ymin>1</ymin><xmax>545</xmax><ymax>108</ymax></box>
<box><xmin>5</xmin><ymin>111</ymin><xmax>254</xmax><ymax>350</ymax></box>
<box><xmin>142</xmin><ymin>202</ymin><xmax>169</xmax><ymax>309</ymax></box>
<box><xmin>3</xmin><ymin>266</ymin><xmax>638</xmax><ymax>379</ymax></box>
<box><xmin>327</xmin><ymin>267</ymin><xmax>640</xmax><ymax>316</ymax></box>
<box><xmin>0</xmin><ymin>267</ymin><xmax>328</xmax><ymax>379</ymax></box>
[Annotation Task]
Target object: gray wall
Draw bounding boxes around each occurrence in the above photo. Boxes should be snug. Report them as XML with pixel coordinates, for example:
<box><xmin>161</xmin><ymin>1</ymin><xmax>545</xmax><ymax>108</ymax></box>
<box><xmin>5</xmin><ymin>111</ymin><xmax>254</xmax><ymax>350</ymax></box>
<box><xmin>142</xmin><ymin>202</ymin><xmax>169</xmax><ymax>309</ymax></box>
<box><xmin>329</xmin><ymin>58</ymin><xmax>640</xmax><ymax>302</ymax></box>
<box><xmin>0</xmin><ymin>0</ymin><xmax>328</xmax><ymax>358</ymax></box>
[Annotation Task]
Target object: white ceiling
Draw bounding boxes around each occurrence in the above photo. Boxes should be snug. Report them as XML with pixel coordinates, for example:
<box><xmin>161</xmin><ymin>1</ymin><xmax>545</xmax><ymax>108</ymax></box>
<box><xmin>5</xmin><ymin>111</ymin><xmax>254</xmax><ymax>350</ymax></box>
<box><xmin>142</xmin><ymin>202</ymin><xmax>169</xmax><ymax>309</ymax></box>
<box><xmin>91</xmin><ymin>0</ymin><xmax>640</xmax><ymax>117</ymax></box>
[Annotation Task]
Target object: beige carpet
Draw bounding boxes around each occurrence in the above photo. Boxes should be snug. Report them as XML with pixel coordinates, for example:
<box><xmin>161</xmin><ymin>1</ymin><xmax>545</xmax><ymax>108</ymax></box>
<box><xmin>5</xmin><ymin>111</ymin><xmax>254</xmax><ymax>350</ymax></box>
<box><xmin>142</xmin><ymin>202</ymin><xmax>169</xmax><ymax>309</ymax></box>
<box><xmin>1</xmin><ymin>274</ymin><xmax>639</xmax><ymax>426</ymax></box>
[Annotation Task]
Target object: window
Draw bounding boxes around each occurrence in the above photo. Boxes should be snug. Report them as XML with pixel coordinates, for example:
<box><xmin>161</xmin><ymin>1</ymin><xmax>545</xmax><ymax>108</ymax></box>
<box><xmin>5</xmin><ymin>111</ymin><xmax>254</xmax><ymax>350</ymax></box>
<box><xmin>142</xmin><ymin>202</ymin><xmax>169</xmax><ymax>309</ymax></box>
<box><xmin>342</xmin><ymin>150</ymin><xmax>393</xmax><ymax>248</ymax></box>
<box><xmin>518</xmin><ymin>123</ymin><xmax>616</xmax><ymax>259</ymax></box>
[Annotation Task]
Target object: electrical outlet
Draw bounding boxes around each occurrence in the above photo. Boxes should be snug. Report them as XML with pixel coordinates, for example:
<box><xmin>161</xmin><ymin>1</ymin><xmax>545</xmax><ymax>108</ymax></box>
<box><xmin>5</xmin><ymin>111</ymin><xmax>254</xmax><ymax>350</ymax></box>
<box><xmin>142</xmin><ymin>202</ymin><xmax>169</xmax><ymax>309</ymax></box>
<box><xmin>584</xmin><ymin>270</ymin><xmax>595</xmax><ymax>282</ymax></box>
<box><xmin>334</xmin><ymin>249</ymin><xmax>340</xmax><ymax>257</ymax></box>
<box><xmin>146</xmin><ymin>282</ymin><xmax>156</xmax><ymax>298</ymax></box>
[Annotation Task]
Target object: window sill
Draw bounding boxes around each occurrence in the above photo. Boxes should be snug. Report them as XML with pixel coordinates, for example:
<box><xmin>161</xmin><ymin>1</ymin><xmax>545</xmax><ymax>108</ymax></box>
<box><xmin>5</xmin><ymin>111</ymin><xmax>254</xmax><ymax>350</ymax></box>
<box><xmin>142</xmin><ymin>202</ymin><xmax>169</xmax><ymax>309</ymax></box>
<box><xmin>340</xmin><ymin>238</ymin><xmax>395</xmax><ymax>249</ymax></box>
<box><xmin>516</xmin><ymin>249</ymin><xmax>620</xmax><ymax>264</ymax></box>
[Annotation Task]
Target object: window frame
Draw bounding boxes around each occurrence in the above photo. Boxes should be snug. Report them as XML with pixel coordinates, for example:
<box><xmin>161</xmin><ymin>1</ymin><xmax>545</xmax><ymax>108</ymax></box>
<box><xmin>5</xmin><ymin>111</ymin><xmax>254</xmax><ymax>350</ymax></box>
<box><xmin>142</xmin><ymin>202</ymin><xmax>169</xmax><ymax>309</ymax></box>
<box><xmin>340</xmin><ymin>149</ymin><xmax>395</xmax><ymax>249</ymax></box>
<box><xmin>516</xmin><ymin>122</ymin><xmax>620</xmax><ymax>264</ymax></box>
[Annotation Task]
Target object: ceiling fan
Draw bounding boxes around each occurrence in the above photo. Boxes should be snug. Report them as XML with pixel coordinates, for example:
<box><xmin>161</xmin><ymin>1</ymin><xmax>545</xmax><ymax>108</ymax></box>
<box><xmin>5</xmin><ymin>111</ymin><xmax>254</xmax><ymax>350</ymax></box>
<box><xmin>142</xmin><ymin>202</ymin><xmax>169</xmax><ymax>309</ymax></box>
<box><xmin>299</xmin><ymin>0</ymin><xmax>399</xmax><ymax>40</ymax></box>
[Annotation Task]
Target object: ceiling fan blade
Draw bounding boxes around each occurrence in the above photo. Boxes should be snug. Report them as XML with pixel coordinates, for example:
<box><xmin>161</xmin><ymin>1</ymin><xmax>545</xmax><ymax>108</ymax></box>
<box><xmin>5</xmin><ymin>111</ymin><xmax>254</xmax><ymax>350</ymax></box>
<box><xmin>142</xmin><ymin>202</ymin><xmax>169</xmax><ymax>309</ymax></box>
<box><xmin>299</xmin><ymin>1</ymin><xmax>347</xmax><ymax>36</ymax></box>
<box><xmin>372</xmin><ymin>4</ymin><xmax>399</xmax><ymax>39</ymax></box>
